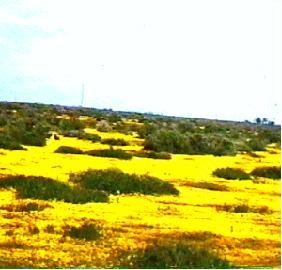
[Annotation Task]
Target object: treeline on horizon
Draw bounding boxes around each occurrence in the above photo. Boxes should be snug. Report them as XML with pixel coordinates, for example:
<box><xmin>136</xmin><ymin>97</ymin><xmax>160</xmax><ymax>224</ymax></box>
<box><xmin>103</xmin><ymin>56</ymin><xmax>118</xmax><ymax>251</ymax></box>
<box><xmin>0</xmin><ymin>101</ymin><xmax>280</xmax><ymax>156</ymax></box>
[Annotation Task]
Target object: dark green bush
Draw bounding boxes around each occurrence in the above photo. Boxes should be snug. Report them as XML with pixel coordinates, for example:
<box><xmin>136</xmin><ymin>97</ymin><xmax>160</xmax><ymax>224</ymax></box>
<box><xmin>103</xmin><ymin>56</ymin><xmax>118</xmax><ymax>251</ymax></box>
<box><xmin>144</xmin><ymin>130</ymin><xmax>235</xmax><ymax>156</ymax></box>
<box><xmin>85</xmin><ymin>148</ymin><xmax>133</xmax><ymax>160</ymax></box>
<box><xmin>70</xmin><ymin>168</ymin><xmax>179</xmax><ymax>196</ymax></box>
<box><xmin>58</xmin><ymin>117</ymin><xmax>85</xmax><ymax>132</ymax></box>
<box><xmin>215</xmin><ymin>204</ymin><xmax>272</xmax><ymax>214</ymax></box>
<box><xmin>21</xmin><ymin>131</ymin><xmax>46</xmax><ymax>146</ymax></box>
<box><xmin>246</xmin><ymin>138</ymin><xmax>267</xmax><ymax>151</ymax></box>
<box><xmin>101</xmin><ymin>138</ymin><xmax>129</xmax><ymax>146</ymax></box>
<box><xmin>251</xmin><ymin>166</ymin><xmax>281</xmax><ymax>179</ymax></box>
<box><xmin>54</xmin><ymin>146</ymin><xmax>84</xmax><ymax>154</ymax></box>
<box><xmin>62</xmin><ymin>130</ymin><xmax>101</xmax><ymax>142</ymax></box>
<box><xmin>66</xmin><ymin>223</ymin><xmax>101</xmax><ymax>241</ymax></box>
<box><xmin>120</xmin><ymin>243</ymin><xmax>232</xmax><ymax>268</ymax></box>
<box><xmin>0</xmin><ymin>133</ymin><xmax>24</xmax><ymax>150</ymax></box>
<box><xmin>212</xmin><ymin>167</ymin><xmax>251</xmax><ymax>180</ymax></box>
<box><xmin>0</xmin><ymin>175</ymin><xmax>109</xmax><ymax>203</ymax></box>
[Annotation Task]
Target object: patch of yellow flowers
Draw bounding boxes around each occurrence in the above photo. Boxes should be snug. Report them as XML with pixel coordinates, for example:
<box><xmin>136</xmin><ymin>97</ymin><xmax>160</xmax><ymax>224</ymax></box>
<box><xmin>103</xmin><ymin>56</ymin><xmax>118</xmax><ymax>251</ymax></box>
<box><xmin>0</xmin><ymin>128</ymin><xmax>280</xmax><ymax>267</ymax></box>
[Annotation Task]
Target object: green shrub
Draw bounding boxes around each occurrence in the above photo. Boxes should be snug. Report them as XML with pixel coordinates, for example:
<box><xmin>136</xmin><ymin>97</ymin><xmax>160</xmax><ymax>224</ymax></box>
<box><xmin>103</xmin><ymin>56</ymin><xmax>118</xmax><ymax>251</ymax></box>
<box><xmin>70</xmin><ymin>168</ymin><xmax>179</xmax><ymax>196</ymax></box>
<box><xmin>120</xmin><ymin>243</ymin><xmax>232</xmax><ymax>268</ymax></box>
<box><xmin>85</xmin><ymin>148</ymin><xmax>133</xmax><ymax>160</ymax></box>
<box><xmin>212</xmin><ymin>167</ymin><xmax>251</xmax><ymax>180</ymax></box>
<box><xmin>0</xmin><ymin>133</ymin><xmax>24</xmax><ymax>150</ymax></box>
<box><xmin>54</xmin><ymin>146</ymin><xmax>84</xmax><ymax>154</ymax></box>
<box><xmin>101</xmin><ymin>138</ymin><xmax>129</xmax><ymax>146</ymax></box>
<box><xmin>251</xmin><ymin>166</ymin><xmax>281</xmax><ymax>179</ymax></box>
<box><xmin>66</xmin><ymin>223</ymin><xmax>101</xmax><ymax>241</ymax></box>
<box><xmin>62</xmin><ymin>130</ymin><xmax>101</xmax><ymax>143</ymax></box>
<box><xmin>0</xmin><ymin>175</ymin><xmax>109</xmax><ymax>203</ymax></box>
<box><xmin>144</xmin><ymin>130</ymin><xmax>235</xmax><ymax>156</ymax></box>
<box><xmin>58</xmin><ymin>118</ymin><xmax>85</xmax><ymax>132</ymax></box>
<box><xmin>246</xmin><ymin>138</ymin><xmax>267</xmax><ymax>151</ymax></box>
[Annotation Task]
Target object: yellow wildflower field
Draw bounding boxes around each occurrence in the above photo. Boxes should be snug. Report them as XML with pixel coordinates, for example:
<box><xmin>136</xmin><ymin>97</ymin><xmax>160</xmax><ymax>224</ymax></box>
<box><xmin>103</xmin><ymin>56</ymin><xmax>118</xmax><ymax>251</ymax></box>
<box><xmin>0</xmin><ymin>128</ymin><xmax>280</xmax><ymax>268</ymax></box>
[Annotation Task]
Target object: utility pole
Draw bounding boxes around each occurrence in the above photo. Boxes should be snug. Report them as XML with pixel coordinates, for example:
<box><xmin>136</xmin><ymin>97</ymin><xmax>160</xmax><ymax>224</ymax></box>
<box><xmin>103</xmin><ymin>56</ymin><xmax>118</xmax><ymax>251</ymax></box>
<box><xmin>80</xmin><ymin>83</ymin><xmax>85</xmax><ymax>107</ymax></box>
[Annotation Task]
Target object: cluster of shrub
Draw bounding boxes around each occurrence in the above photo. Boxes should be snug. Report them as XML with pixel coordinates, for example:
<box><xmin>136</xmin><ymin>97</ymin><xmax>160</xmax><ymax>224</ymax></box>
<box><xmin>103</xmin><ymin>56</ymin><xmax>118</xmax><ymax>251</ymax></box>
<box><xmin>212</xmin><ymin>166</ymin><xmax>281</xmax><ymax>180</ymax></box>
<box><xmin>0</xmin><ymin>168</ymin><xmax>178</xmax><ymax>204</ymax></box>
<box><xmin>0</xmin><ymin>108</ymin><xmax>52</xmax><ymax>149</ymax></box>
<box><xmin>137</xmin><ymin>119</ymin><xmax>281</xmax><ymax>156</ymax></box>
<box><xmin>55</xmin><ymin>146</ymin><xmax>133</xmax><ymax>160</ymax></box>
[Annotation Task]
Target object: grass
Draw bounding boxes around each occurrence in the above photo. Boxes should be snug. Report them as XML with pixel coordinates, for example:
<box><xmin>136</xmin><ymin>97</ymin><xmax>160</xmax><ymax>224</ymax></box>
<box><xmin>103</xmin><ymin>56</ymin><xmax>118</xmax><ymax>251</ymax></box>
<box><xmin>181</xmin><ymin>181</ymin><xmax>229</xmax><ymax>191</ymax></box>
<box><xmin>70</xmin><ymin>168</ymin><xmax>179</xmax><ymax>196</ymax></box>
<box><xmin>54</xmin><ymin>146</ymin><xmax>84</xmax><ymax>154</ymax></box>
<box><xmin>65</xmin><ymin>223</ymin><xmax>101</xmax><ymax>241</ymax></box>
<box><xmin>85</xmin><ymin>148</ymin><xmax>133</xmax><ymax>160</ymax></box>
<box><xmin>212</xmin><ymin>167</ymin><xmax>251</xmax><ymax>180</ymax></box>
<box><xmin>0</xmin><ymin>175</ymin><xmax>109</xmax><ymax>203</ymax></box>
<box><xmin>119</xmin><ymin>242</ymin><xmax>233</xmax><ymax>268</ymax></box>
<box><xmin>250</xmin><ymin>166</ymin><xmax>281</xmax><ymax>179</ymax></box>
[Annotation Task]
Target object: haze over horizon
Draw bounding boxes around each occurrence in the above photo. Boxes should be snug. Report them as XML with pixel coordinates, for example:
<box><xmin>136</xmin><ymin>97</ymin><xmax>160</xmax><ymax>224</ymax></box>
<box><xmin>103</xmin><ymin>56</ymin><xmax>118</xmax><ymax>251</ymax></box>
<box><xmin>0</xmin><ymin>0</ymin><xmax>281</xmax><ymax>123</ymax></box>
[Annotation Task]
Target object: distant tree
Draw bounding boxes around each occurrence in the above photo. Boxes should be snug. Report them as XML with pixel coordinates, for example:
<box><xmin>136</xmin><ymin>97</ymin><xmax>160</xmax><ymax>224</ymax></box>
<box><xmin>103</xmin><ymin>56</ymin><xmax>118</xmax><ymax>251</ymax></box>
<box><xmin>255</xmin><ymin>118</ymin><xmax>261</xmax><ymax>125</ymax></box>
<box><xmin>262</xmin><ymin>118</ymin><xmax>268</xmax><ymax>125</ymax></box>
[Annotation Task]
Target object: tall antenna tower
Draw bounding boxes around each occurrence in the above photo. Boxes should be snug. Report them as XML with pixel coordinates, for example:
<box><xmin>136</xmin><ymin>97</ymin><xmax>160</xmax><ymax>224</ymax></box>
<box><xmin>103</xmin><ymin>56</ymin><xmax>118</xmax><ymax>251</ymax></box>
<box><xmin>80</xmin><ymin>83</ymin><xmax>85</xmax><ymax>107</ymax></box>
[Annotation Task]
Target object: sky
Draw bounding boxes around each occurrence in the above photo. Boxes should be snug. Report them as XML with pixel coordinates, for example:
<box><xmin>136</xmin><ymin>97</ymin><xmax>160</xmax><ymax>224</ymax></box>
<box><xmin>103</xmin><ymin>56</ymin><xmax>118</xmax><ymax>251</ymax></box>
<box><xmin>0</xmin><ymin>0</ymin><xmax>281</xmax><ymax>123</ymax></box>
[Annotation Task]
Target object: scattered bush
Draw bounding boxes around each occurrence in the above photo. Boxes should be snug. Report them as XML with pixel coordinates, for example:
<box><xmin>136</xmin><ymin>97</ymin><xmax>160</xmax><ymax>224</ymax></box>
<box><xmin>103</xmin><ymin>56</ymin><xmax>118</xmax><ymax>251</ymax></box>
<box><xmin>70</xmin><ymin>168</ymin><xmax>179</xmax><ymax>196</ymax></box>
<box><xmin>85</xmin><ymin>148</ymin><xmax>133</xmax><ymax>160</ymax></box>
<box><xmin>251</xmin><ymin>166</ymin><xmax>281</xmax><ymax>179</ymax></box>
<box><xmin>0</xmin><ymin>175</ymin><xmax>109</xmax><ymax>203</ymax></box>
<box><xmin>54</xmin><ymin>146</ymin><xmax>84</xmax><ymax>155</ymax></box>
<box><xmin>120</xmin><ymin>243</ymin><xmax>232</xmax><ymax>268</ymax></box>
<box><xmin>101</xmin><ymin>138</ymin><xmax>129</xmax><ymax>146</ymax></box>
<box><xmin>212</xmin><ymin>167</ymin><xmax>251</xmax><ymax>180</ymax></box>
<box><xmin>65</xmin><ymin>223</ymin><xmax>101</xmax><ymax>241</ymax></box>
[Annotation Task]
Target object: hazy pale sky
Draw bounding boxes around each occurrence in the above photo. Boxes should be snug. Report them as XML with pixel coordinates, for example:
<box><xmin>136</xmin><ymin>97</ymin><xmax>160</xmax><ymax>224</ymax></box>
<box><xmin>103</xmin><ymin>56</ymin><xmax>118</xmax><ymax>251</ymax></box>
<box><xmin>0</xmin><ymin>0</ymin><xmax>281</xmax><ymax>123</ymax></box>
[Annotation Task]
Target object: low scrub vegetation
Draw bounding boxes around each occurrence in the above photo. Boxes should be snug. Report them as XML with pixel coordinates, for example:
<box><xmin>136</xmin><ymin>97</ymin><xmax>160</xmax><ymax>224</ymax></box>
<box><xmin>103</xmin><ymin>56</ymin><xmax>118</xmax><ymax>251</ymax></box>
<box><xmin>0</xmin><ymin>201</ymin><xmax>52</xmax><ymax>212</ymax></box>
<box><xmin>212</xmin><ymin>167</ymin><xmax>251</xmax><ymax>180</ymax></box>
<box><xmin>101</xmin><ymin>138</ymin><xmax>129</xmax><ymax>146</ymax></box>
<box><xmin>70</xmin><ymin>168</ymin><xmax>179</xmax><ymax>196</ymax></box>
<box><xmin>61</xmin><ymin>130</ymin><xmax>101</xmax><ymax>142</ymax></box>
<box><xmin>251</xmin><ymin>166</ymin><xmax>281</xmax><ymax>179</ymax></box>
<box><xmin>0</xmin><ymin>175</ymin><xmax>109</xmax><ymax>203</ymax></box>
<box><xmin>181</xmin><ymin>181</ymin><xmax>229</xmax><ymax>191</ymax></box>
<box><xmin>54</xmin><ymin>146</ymin><xmax>84</xmax><ymax>154</ymax></box>
<box><xmin>85</xmin><ymin>148</ymin><xmax>133</xmax><ymax>160</ymax></box>
<box><xmin>0</xmin><ymin>134</ymin><xmax>25</xmax><ymax>150</ymax></box>
<box><xmin>134</xmin><ymin>151</ymin><xmax>172</xmax><ymax>160</ymax></box>
<box><xmin>119</xmin><ymin>242</ymin><xmax>232</xmax><ymax>268</ymax></box>
<box><xmin>214</xmin><ymin>204</ymin><xmax>272</xmax><ymax>214</ymax></box>
<box><xmin>65</xmin><ymin>223</ymin><xmax>101</xmax><ymax>241</ymax></box>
